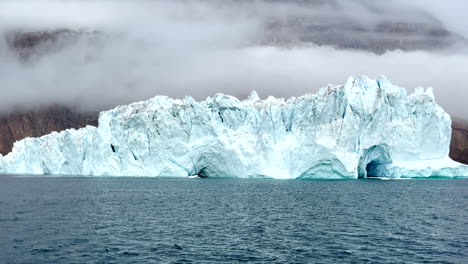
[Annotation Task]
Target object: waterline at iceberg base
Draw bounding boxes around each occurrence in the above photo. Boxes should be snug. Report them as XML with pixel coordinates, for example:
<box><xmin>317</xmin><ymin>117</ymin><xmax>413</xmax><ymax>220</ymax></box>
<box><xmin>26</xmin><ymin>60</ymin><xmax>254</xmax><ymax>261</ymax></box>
<box><xmin>1</xmin><ymin>76</ymin><xmax>467</xmax><ymax>179</ymax></box>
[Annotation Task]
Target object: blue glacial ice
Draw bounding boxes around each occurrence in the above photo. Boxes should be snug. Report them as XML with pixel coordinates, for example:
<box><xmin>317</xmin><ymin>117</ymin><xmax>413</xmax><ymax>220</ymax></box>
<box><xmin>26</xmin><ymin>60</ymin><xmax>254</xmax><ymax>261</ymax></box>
<box><xmin>1</xmin><ymin>76</ymin><xmax>467</xmax><ymax>179</ymax></box>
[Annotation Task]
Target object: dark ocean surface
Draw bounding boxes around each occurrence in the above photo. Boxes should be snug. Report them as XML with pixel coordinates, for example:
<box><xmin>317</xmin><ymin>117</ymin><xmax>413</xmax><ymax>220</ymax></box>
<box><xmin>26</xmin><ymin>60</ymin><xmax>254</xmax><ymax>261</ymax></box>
<box><xmin>0</xmin><ymin>176</ymin><xmax>467</xmax><ymax>264</ymax></box>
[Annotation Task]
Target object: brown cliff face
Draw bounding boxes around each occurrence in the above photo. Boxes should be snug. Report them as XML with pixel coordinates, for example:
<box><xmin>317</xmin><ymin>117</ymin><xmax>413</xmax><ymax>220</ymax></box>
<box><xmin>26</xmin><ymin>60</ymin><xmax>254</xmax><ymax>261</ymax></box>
<box><xmin>0</xmin><ymin>106</ymin><xmax>98</xmax><ymax>155</ymax></box>
<box><xmin>450</xmin><ymin>119</ymin><xmax>468</xmax><ymax>165</ymax></box>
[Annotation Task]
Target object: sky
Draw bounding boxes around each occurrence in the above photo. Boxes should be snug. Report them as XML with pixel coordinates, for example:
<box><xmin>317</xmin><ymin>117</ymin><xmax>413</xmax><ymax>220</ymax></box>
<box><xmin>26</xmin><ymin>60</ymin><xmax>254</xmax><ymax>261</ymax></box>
<box><xmin>0</xmin><ymin>0</ymin><xmax>467</xmax><ymax>118</ymax></box>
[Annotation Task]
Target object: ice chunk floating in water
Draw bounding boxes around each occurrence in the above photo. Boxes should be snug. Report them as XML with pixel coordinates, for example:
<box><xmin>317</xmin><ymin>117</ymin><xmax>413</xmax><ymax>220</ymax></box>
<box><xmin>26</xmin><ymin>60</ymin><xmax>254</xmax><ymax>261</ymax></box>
<box><xmin>1</xmin><ymin>76</ymin><xmax>467</xmax><ymax>179</ymax></box>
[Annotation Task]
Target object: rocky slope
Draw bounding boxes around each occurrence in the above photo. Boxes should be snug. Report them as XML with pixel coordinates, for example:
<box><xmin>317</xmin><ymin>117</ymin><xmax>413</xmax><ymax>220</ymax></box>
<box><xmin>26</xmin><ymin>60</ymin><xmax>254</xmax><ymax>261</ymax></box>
<box><xmin>0</xmin><ymin>106</ymin><xmax>97</xmax><ymax>155</ymax></box>
<box><xmin>450</xmin><ymin>118</ymin><xmax>468</xmax><ymax>164</ymax></box>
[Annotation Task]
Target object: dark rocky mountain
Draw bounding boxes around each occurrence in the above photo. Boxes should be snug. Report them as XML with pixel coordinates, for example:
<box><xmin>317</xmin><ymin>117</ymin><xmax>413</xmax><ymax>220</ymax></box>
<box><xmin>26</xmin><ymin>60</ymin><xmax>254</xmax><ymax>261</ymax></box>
<box><xmin>0</xmin><ymin>106</ymin><xmax>97</xmax><ymax>155</ymax></box>
<box><xmin>3</xmin><ymin>29</ymin><xmax>100</xmax><ymax>61</ymax></box>
<box><xmin>450</xmin><ymin>118</ymin><xmax>468</xmax><ymax>165</ymax></box>
<box><xmin>257</xmin><ymin>0</ymin><xmax>467</xmax><ymax>53</ymax></box>
<box><xmin>0</xmin><ymin>1</ymin><xmax>467</xmax><ymax>165</ymax></box>
<box><xmin>262</xmin><ymin>15</ymin><xmax>466</xmax><ymax>54</ymax></box>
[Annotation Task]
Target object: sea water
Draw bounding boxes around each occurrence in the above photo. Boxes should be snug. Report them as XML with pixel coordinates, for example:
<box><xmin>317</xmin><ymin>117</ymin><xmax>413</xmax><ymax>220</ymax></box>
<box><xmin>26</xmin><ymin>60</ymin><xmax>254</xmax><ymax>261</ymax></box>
<box><xmin>0</xmin><ymin>176</ymin><xmax>467</xmax><ymax>263</ymax></box>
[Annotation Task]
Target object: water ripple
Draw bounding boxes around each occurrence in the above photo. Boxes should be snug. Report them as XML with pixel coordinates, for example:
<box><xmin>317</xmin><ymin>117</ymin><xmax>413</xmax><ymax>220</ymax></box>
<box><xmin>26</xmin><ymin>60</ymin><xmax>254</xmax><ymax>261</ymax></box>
<box><xmin>0</xmin><ymin>177</ymin><xmax>467</xmax><ymax>263</ymax></box>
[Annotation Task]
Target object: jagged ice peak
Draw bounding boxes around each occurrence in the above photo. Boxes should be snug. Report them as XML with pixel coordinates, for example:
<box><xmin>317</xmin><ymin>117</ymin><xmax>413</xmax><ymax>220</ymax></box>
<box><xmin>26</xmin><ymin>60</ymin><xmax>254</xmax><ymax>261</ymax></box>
<box><xmin>1</xmin><ymin>76</ymin><xmax>467</xmax><ymax>179</ymax></box>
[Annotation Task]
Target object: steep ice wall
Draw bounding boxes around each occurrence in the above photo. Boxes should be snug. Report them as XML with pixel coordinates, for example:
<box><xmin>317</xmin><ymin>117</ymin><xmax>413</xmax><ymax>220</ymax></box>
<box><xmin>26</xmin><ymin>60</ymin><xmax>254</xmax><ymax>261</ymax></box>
<box><xmin>1</xmin><ymin>76</ymin><xmax>467</xmax><ymax>178</ymax></box>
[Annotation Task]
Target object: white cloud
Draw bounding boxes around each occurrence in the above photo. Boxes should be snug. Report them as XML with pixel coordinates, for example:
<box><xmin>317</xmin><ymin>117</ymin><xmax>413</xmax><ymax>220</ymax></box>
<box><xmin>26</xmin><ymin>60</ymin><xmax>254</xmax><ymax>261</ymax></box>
<box><xmin>0</xmin><ymin>0</ymin><xmax>467</xmax><ymax>118</ymax></box>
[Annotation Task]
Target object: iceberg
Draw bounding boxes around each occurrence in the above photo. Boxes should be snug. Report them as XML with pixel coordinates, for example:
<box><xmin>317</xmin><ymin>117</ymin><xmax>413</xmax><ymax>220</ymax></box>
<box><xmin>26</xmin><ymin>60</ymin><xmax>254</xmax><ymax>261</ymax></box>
<box><xmin>1</xmin><ymin>76</ymin><xmax>467</xmax><ymax>179</ymax></box>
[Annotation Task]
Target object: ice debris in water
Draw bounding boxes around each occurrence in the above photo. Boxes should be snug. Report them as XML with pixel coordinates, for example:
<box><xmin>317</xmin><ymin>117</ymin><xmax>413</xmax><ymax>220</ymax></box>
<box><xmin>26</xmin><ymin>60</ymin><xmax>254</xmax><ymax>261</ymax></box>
<box><xmin>1</xmin><ymin>76</ymin><xmax>467</xmax><ymax>179</ymax></box>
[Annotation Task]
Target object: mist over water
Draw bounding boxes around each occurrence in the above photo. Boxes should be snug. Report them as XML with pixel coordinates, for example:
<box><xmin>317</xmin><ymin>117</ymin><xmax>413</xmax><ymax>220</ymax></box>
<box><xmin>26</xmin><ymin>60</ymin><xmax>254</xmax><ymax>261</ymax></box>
<box><xmin>0</xmin><ymin>0</ymin><xmax>467</xmax><ymax>117</ymax></box>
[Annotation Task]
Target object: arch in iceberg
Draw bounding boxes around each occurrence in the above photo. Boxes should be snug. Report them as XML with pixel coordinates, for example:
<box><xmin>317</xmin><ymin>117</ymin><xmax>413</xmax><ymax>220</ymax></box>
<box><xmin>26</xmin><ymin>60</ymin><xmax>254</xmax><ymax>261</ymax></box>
<box><xmin>358</xmin><ymin>144</ymin><xmax>393</xmax><ymax>178</ymax></box>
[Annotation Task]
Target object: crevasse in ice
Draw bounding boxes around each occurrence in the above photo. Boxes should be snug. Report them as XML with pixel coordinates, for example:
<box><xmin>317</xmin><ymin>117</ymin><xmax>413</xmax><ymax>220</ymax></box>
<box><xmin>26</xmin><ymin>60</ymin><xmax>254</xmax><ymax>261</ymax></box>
<box><xmin>1</xmin><ymin>76</ymin><xmax>467</xmax><ymax>178</ymax></box>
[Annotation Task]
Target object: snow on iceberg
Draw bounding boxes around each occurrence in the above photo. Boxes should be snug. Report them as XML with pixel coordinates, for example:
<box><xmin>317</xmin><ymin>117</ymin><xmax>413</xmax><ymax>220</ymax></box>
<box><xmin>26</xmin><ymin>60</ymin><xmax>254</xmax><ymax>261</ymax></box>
<box><xmin>1</xmin><ymin>76</ymin><xmax>467</xmax><ymax>179</ymax></box>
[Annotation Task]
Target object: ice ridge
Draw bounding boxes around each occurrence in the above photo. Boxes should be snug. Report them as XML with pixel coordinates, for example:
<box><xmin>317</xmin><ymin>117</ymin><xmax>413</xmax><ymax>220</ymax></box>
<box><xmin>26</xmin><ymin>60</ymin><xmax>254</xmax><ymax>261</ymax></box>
<box><xmin>1</xmin><ymin>76</ymin><xmax>467</xmax><ymax>179</ymax></box>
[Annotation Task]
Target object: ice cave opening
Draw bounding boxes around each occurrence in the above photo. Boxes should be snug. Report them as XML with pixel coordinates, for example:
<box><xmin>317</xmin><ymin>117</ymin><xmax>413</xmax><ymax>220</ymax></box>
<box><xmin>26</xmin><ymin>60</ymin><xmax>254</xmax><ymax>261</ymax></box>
<box><xmin>196</xmin><ymin>167</ymin><xmax>209</xmax><ymax>178</ymax></box>
<box><xmin>358</xmin><ymin>145</ymin><xmax>392</xmax><ymax>178</ymax></box>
